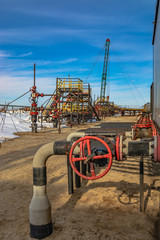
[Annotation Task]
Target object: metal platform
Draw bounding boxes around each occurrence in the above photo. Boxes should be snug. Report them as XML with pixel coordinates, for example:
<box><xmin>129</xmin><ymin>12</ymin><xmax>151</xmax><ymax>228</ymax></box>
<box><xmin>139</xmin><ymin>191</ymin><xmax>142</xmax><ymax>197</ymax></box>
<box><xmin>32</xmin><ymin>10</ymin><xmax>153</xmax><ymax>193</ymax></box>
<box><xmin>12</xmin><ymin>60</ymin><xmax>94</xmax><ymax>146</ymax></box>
<box><xmin>78</xmin><ymin>122</ymin><xmax>134</xmax><ymax>136</ymax></box>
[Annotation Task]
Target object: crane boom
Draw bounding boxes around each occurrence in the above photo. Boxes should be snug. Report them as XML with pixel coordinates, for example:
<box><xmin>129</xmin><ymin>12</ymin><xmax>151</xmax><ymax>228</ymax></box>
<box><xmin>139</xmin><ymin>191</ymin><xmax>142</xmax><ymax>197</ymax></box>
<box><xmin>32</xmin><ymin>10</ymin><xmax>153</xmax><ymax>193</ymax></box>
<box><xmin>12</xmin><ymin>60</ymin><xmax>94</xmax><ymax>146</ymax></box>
<box><xmin>100</xmin><ymin>39</ymin><xmax>110</xmax><ymax>101</ymax></box>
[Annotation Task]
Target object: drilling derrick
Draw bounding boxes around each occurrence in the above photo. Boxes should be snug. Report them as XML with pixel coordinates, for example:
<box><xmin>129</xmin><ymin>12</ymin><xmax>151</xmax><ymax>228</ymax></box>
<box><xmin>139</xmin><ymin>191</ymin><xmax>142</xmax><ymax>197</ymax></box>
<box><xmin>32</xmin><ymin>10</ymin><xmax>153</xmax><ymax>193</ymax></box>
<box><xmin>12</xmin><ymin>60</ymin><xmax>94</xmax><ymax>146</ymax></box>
<box><xmin>100</xmin><ymin>39</ymin><xmax>110</xmax><ymax>101</ymax></box>
<box><xmin>95</xmin><ymin>39</ymin><xmax>114</xmax><ymax>117</ymax></box>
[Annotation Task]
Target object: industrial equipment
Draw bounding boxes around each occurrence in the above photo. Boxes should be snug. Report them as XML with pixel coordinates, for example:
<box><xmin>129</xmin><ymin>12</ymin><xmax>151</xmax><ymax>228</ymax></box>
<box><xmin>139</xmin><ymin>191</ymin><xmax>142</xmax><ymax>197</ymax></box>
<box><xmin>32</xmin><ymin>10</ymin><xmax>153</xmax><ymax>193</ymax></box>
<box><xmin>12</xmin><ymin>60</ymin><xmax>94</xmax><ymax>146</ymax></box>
<box><xmin>41</xmin><ymin>77</ymin><xmax>99</xmax><ymax>127</ymax></box>
<box><xmin>29</xmin><ymin>114</ymin><xmax>160</xmax><ymax>239</ymax></box>
<box><xmin>100</xmin><ymin>38</ymin><xmax>110</xmax><ymax>101</ymax></box>
<box><xmin>95</xmin><ymin>39</ymin><xmax>115</xmax><ymax>116</ymax></box>
<box><xmin>29</xmin><ymin>3</ymin><xmax>160</xmax><ymax>236</ymax></box>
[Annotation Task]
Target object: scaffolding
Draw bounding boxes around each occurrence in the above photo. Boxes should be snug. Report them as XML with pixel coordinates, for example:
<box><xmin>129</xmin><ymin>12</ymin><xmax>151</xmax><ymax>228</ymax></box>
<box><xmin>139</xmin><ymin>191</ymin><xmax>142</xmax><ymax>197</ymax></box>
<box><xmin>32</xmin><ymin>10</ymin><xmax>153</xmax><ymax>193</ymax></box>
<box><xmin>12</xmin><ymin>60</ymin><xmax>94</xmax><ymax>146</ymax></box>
<box><xmin>95</xmin><ymin>97</ymin><xmax>115</xmax><ymax>117</ymax></box>
<box><xmin>42</xmin><ymin>77</ymin><xmax>98</xmax><ymax>127</ymax></box>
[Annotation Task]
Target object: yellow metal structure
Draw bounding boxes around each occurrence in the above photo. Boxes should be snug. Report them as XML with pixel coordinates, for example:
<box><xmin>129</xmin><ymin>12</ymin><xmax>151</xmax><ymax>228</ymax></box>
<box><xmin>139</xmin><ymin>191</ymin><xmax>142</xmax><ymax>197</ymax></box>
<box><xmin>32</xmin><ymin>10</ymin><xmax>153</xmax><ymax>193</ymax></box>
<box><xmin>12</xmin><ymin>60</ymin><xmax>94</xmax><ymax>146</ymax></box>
<box><xmin>56</xmin><ymin>77</ymin><xmax>90</xmax><ymax>114</ymax></box>
<box><xmin>42</xmin><ymin>77</ymin><xmax>93</xmax><ymax>124</ymax></box>
<box><xmin>57</xmin><ymin>78</ymin><xmax>83</xmax><ymax>94</ymax></box>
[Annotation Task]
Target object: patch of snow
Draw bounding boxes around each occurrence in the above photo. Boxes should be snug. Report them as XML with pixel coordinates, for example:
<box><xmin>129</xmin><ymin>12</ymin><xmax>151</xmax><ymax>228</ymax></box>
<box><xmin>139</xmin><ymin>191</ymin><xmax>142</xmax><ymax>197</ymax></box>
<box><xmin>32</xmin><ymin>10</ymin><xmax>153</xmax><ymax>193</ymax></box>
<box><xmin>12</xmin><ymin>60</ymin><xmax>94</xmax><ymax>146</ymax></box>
<box><xmin>59</xmin><ymin>124</ymin><xmax>69</xmax><ymax>128</ymax></box>
<box><xmin>87</xmin><ymin>119</ymin><xmax>96</xmax><ymax>123</ymax></box>
<box><xmin>0</xmin><ymin>111</ymin><xmax>68</xmax><ymax>143</ymax></box>
<box><xmin>0</xmin><ymin>112</ymin><xmax>31</xmax><ymax>142</ymax></box>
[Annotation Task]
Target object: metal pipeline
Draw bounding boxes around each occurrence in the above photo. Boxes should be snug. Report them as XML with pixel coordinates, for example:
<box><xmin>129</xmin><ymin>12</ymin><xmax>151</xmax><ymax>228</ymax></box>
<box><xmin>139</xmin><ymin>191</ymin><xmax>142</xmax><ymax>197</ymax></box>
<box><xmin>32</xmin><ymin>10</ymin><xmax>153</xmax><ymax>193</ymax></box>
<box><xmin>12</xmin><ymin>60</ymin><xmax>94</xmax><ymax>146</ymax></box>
<box><xmin>30</xmin><ymin>131</ymin><xmax>110</xmax><ymax>239</ymax></box>
<box><xmin>29</xmin><ymin>142</ymin><xmax>55</xmax><ymax>239</ymax></box>
<box><xmin>67</xmin><ymin>131</ymin><xmax>85</xmax><ymax>141</ymax></box>
<box><xmin>29</xmin><ymin>140</ymin><xmax>80</xmax><ymax>239</ymax></box>
<box><xmin>66</xmin><ymin>131</ymin><xmax>116</xmax><ymax>141</ymax></box>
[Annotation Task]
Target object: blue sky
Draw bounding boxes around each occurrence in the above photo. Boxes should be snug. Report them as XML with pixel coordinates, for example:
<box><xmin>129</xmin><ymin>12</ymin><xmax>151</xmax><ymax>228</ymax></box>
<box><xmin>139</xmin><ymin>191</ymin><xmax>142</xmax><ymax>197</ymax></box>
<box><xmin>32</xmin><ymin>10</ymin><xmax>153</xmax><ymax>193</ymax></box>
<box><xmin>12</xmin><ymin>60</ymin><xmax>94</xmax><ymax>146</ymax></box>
<box><xmin>0</xmin><ymin>0</ymin><xmax>156</xmax><ymax>106</ymax></box>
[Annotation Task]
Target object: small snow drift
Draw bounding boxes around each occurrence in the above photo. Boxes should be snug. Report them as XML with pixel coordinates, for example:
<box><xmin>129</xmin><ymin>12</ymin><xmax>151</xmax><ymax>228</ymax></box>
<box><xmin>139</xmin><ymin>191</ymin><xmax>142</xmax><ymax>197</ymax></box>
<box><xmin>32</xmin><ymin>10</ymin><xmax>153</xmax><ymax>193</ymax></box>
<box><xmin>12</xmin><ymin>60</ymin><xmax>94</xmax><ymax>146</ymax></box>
<box><xmin>0</xmin><ymin>112</ymin><xmax>31</xmax><ymax>142</ymax></box>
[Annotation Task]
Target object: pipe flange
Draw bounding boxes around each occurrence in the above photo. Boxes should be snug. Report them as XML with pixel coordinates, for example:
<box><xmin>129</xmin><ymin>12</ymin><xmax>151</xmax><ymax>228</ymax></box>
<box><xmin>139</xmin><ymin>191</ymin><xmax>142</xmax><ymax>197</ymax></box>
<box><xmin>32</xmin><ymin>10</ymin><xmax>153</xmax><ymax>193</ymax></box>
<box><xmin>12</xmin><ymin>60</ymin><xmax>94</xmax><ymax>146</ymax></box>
<box><xmin>116</xmin><ymin>135</ymin><xmax>126</xmax><ymax>161</ymax></box>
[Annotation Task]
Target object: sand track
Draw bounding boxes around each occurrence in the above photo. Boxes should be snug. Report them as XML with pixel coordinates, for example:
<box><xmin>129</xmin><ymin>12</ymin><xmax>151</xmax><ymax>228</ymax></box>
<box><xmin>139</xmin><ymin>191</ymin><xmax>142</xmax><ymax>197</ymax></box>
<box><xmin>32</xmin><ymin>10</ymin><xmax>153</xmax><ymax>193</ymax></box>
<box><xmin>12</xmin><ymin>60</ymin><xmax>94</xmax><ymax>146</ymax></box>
<box><xmin>0</xmin><ymin>117</ymin><xmax>160</xmax><ymax>240</ymax></box>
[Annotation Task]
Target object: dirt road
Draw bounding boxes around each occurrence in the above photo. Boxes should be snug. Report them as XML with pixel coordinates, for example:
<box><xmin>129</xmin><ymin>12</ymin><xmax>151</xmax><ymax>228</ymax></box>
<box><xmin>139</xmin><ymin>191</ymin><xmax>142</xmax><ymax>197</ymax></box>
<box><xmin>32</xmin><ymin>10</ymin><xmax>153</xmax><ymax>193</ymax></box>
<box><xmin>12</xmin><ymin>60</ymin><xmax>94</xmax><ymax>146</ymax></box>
<box><xmin>0</xmin><ymin>116</ymin><xmax>160</xmax><ymax>240</ymax></box>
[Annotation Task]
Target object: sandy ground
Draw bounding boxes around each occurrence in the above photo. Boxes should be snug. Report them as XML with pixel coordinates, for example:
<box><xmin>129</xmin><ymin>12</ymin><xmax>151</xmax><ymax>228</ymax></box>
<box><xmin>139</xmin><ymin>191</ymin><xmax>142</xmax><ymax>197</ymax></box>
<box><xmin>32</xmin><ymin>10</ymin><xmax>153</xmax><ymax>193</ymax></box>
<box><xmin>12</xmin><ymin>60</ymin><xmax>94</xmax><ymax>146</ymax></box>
<box><xmin>0</xmin><ymin>116</ymin><xmax>160</xmax><ymax>240</ymax></box>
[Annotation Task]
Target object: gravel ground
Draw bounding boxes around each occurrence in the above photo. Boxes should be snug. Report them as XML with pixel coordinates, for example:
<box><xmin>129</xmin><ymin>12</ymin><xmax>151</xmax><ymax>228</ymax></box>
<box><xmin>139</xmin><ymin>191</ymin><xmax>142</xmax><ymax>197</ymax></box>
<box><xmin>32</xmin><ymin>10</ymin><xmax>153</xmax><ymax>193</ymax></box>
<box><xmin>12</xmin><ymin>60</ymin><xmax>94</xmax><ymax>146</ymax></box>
<box><xmin>0</xmin><ymin>116</ymin><xmax>160</xmax><ymax>240</ymax></box>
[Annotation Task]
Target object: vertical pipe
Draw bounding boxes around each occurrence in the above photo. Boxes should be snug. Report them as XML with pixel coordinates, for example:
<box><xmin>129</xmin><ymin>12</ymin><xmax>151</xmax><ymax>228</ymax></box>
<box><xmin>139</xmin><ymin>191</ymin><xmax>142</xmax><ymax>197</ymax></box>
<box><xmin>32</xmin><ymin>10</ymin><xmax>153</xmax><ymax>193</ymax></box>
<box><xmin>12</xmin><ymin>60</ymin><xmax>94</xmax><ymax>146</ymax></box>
<box><xmin>74</xmin><ymin>156</ymin><xmax>81</xmax><ymax>188</ymax></box>
<box><xmin>88</xmin><ymin>84</ymin><xmax>90</xmax><ymax>115</ymax></box>
<box><xmin>58</xmin><ymin>95</ymin><xmax>61</xmax><ymax>134</ymax></box>
<box><xmin>62</xmin><ymin>96</ymin><xmax>64</xmax><ymax>124</ymax></box>
<box><xmin>140</xmin><ymin>155</ymin><xmax>144</xmax><ymax>212</ymax></box>
<box><xmin>34</xmin><ymin>63</ymin><xmax>36</xmax><ymax>87</ymax></box>
<box><xmin>41</xmin><ymin>111</ymin><xmax>43</xmax><ymax>129</ymax></box>
<box><xmin>67</xmin><ymin>155</ymin><xmax>74</xmax><ymax>195</ymax></box>
<box><xmin>82</xmin><ymin>95</ymin><xmax>84</xmax><ymax>125</ymax></box>
<box><xmin>87</xmin><ymin>163</ymin><xmax>91</xmax><ymax>173</ymax></box>
<box><xmin>81</xmin><ymin>161</ymin><xmax>86</xmax><ymax>176</ymax></box>
<box><xmin>29</xmin><ymin>142</ymin><xmax>54</xmax><ymax>239</ymax></box>
<box><xmin>56</xmin><ymin>78</ymin><xmax>58</xmax><ymax>94</ymax></box>
<box><xmin>31</xmin><ymin>63</ymin><xmax>37</xmax><ymax>133</ymax></box>
<box><xmin>70</xmin><ymin>102</ymin><xmax>73</xmax><ymax>128</ymax></box>
<box><xmin>77</xmin><ymin>91</ymin><xmax>80</xmax><ymax>124</ymax></box>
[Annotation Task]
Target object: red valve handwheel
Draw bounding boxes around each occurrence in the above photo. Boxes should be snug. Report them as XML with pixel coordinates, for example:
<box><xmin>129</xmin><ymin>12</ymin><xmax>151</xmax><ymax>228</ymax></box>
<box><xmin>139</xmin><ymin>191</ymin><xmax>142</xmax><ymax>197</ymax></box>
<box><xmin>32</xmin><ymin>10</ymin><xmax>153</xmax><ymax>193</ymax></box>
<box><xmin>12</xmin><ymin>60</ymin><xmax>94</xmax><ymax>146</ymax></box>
<box><xmin>69</xmin><ymin>136</ymin><xmax>112</xmax><ymax>180</ymax></box>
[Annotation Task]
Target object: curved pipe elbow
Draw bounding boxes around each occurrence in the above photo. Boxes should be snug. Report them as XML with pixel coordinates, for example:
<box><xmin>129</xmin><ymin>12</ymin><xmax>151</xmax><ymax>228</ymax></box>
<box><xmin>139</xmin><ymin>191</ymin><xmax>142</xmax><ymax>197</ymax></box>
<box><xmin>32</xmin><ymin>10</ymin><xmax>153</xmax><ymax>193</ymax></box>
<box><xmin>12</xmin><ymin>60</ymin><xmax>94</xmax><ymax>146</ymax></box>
<box><xmin>30</xmin><ymin>137</ymin><xmax>82</xmax><ymax>239</ymax></box>
<box><xmin>30</xmin><ymin>142</ymin><xmax>55</xmax><ymax>239</ymax></box>
<box><xmin>33</xmin><ymin>142</ymin><xmax>54</xmax><ymax>168</ymax></box>
<box><xmin>67</xmin><ymin>131</ymin><xmax>86</xmax><ymax>142</ymax></box>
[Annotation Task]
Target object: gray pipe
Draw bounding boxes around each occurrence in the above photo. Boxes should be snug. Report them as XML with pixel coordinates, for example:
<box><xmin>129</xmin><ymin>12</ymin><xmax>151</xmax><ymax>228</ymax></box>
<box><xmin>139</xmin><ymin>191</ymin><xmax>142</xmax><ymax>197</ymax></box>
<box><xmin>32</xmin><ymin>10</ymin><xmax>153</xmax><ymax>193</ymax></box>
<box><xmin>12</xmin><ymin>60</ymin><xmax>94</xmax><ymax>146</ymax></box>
<box><xmin>29</xmin><ymin>140</ymin><xmax>80</xmax><ymax>239</ymax></box>
<box><xmin>29</xmin><ymin>142</ymin><xmax>54</xmax><ymax>239</ymax></box>
<box><xmin>67</xmin><ymin>131</ymin><xmax>85</xmax><ymax>142</ymax></box>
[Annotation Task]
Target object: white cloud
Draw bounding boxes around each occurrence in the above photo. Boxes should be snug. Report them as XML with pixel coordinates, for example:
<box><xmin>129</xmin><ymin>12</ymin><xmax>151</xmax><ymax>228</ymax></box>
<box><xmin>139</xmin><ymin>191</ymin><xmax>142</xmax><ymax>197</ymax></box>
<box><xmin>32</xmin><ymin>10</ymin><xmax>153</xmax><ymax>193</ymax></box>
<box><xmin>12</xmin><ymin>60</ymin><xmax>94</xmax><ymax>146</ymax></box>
<box><xmin>52</xmin><ymin>58</ymin><xmax>78</xmax><ymax>64</ymax></box>
<box><xmin>0</xmin><ymin>71</ymin><xmax>150</xmax><ymax>106</ymax></box>
<box><xmin>18</xmin><ymin>52</ymin><xmax>32</xmax><ymax>57</ymax></box>
<box><xmin>0</xmin><ymin>57</ymin><xmax>82</xmax><ymax>79</ymax></box>
<box><xmin>0</xmin><ymin>50</ymin><xmax>10</xmax><ymax>57</ymax></box>
<box><xmin>0</xmin><ymin>50</ymin><xmax>32</xmax><ymax>59</ymax></box>
<box><xmin>91</xmin><ymin>81</ymin><xmax>149</xmax><ymax>107</ymax></box>
<box><xmin>0</xmin><ymin>75</ymin><xmax>57</xmax><ymax>105</ymax></box>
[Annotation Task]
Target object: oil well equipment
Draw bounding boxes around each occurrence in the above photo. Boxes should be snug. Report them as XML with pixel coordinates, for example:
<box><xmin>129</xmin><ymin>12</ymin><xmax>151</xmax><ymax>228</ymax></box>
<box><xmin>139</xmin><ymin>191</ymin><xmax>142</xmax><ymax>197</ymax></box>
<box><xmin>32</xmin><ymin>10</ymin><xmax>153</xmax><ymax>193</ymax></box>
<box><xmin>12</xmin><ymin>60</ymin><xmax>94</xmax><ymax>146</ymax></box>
<box><xmin>95</xmin><ymin>39</ymin><xmax>115</xmax><ymax>116</ymax></box>
<box><xmin>29</xmin><ymin>3</ymin><xmax>160</xmax><ymax>236</ymax></box>
<box><xmin>41</xmin><ymin>77</ymin><xmax>100</xmax><ymax>128</ymax></box>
